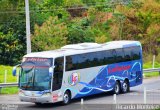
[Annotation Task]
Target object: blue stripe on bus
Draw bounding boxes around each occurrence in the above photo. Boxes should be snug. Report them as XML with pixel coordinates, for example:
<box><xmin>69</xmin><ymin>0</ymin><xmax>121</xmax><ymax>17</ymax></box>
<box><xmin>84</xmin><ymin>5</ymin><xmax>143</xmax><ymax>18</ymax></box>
<box><xmin>71</xmin><ymin>60</ymin><xmax>142</xmax><ymax>98</ymax></box>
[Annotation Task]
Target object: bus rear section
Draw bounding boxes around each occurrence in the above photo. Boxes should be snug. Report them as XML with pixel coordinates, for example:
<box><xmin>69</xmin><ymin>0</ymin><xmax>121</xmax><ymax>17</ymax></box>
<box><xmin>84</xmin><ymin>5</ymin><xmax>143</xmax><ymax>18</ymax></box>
<box><xmin>62</xmin><ymin>41</ymin><xmax>143</xmax><ymax>99</ymax></box>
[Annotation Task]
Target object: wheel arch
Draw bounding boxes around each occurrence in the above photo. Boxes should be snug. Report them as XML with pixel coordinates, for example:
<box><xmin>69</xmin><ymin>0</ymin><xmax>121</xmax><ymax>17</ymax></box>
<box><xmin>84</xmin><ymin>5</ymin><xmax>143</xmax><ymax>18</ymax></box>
<box><xmin>64</xmin><ymin>89</ymin><xmax>72</xmax><ymax>99</ymax></box>
<box><xmin>124</xmin><ymin>78</ymin><xmax>130</xmax><ymax>85</ymax></box>
<box><xmin>116</xmin><ymin>79</ymin><xmax>121</xmax><ymax>85</ymax></box>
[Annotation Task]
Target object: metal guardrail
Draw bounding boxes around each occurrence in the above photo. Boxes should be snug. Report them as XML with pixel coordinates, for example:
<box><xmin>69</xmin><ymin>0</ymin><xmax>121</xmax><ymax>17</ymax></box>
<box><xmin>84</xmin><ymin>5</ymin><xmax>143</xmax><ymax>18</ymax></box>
<box><xmin>143</xmin><ymin>68</ymin><xmax>160</xmax><ymax>73</ymax></box>
<box><xmin>0</xmin><ymin>68</ymin><xmax>160</xmax><ymax>88</ymax></box>
<box><xmin>0</xmin><ymin>83</ymin><xmax>18</xmax><ymax>93</ymax></box>
<box><xmin>0</xmin><ymin>83</ymin><xmax>18</xmax><ymax>87</ymax></box>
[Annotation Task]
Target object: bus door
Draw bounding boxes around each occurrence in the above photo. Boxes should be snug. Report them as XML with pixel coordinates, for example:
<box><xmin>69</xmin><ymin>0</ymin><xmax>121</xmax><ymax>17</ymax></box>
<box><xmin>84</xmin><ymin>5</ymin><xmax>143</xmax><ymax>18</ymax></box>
<box><xmin>52</xmin><ymin>57</ymin><xmax>64</xmax><ymax>91</ymax></box>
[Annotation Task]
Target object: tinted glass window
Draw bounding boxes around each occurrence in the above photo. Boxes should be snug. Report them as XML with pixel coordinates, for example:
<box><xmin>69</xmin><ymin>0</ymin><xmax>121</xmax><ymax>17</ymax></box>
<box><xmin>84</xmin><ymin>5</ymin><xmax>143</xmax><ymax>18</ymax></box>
<box><xmin>66</xmin><ymin>56</ymin><xmax>73</xmax><ymax>71</ymax></box>
<box><xmin>131</xmin><ymin>46</ymin><xmax>141</xmax><ymax>60</ymax></box>
<box><xmin>99</xmin><ymin>51</ymin><xmax>108</xmax><ymax>66</ymax></box>
<box><xmin>92</xmin><ymin>52</ymin><xmax>100</xmax><ymax>66</ymax></box>
<box><xmin>105</xmin><ymin>50</ymin><xmax>116</xmax><ymax>64</ymax></box>
<box><xmin>124</xmin><ymin>47</ymin><xmax>132</xmax><ymax>61</ymax></box>
<box><xmin>66</xmin><ymin>46</ymin><xmax>141</xmax><ymax>71</ymax></box>
<box><xmin>83</xmin><ymin>53</ymin><xmax>92</xmax><ymax>68</ymax></box>
<box><xmin>124</xmin><ymin>46</ymin><xmax>141</xmax><ymax>61</ymax></box>
<box><xmin>74</xmin><ymin>54</ymin><xmax>86</xmax><ymax>70</ymax></box>
<box><xmin>115</xmin><ymin>48</ymin><xmax>125</xmax><ymax>62</ymax></box>
<box><xmin>66</xmin><ymin>50</ymin><xmax>116</xmax><ymax>71</ymax></box>
<box><xmin>53</xmin><ymin>57</ymin><xmax>64</xmax><ymax>91</ymax></box>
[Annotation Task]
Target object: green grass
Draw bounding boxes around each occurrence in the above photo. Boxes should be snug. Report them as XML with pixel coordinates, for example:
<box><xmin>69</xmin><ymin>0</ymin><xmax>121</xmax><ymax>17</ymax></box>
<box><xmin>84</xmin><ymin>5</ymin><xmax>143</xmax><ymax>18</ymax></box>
<box><xmin>0</xmin><ymin>65</ymin><xmax>17</xmax><ymax>83</ymax></box>
<box><xmin>0</xmin><ymin>87</ymin><xmax>18</xmax><ymax>94</ymax></box>
<box><xmin>143</xmin><ymin>61</ymin><xmax>160</xmax><ymax>78</ymax></box>
<box><xmin>144</xmin><ymin>72</ymin><xmax>160</xmax><ymax>78</ymax></box>
<box><xmin>0</xmin><ymin>65</ymin><xmax>18</xmax><ymax>94</ymax></box>
<box><xmin>143</xmin><ymin>62</ymin><xmax>160</xmax><ymax>69</ymax></box>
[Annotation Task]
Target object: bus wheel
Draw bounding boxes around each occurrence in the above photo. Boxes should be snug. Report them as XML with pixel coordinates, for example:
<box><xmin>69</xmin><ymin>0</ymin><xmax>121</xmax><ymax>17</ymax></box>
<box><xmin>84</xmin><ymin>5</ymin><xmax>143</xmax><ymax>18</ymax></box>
<box><xmin>114</xmin><ymin>81</ymin><xmax>120</xmax><ymax>95</ymax></box>
<box><xmin>122</xmin><ymin>80</ymin><xmax>130</xmax><ymax>93</ymax></box>
<box><xmin>62</xmin><ymin>91</ymin><xmax>71</xmax><ymax>105</ymax></box>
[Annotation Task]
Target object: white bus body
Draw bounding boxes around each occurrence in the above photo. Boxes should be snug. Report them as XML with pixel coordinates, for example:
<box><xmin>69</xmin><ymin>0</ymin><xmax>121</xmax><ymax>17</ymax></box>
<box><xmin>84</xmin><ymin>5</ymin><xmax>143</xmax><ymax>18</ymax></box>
<box><xmin>13</xmin><ymin>41</ymin><xmax>143</xmax><ymax>104</ymax></box>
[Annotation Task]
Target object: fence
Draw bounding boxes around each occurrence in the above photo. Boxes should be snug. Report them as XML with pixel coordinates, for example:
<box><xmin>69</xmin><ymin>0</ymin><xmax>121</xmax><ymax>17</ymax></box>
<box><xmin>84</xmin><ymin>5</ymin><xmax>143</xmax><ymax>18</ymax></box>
<box><xmin>143</xmin><ymin>68</ymin><xmax>160</xmax><ymax>73</ymax></box>
<box><xmin>112</xmin><ymin>88</ymin><xmax>160</xmax><ymax>104</ymax></box>
<box><xmin>0</xmin><ymin>70</ymin><xmax>18</xmax><ymax>84</ymax></box>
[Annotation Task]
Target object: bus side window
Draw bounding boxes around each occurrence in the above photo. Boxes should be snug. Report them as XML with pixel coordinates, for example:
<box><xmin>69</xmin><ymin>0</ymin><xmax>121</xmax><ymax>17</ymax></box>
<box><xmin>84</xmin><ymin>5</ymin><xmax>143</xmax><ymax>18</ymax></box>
<box><xmin>124</xmin><ymin>47</ymin><xmax>132</xmax><ymax>61</ymax></box>
<box><xmin>107</xmin><ymin>50</ymin><xmax>116</xmax><ymax>64</ymax></box>
<box><xmin>52</xmin><ymin>57</ymin><xmax>64</xmax><ymax>91</ymax></box>
<box><xmin>115</xmin><ymin>48</ymin><xmax>125</xmax><ymax>63</ymax></box>
<box><xmin>106</xmin><ymin>50</ymin><xmax>112</xmax><ymax>64</ymax></box>
<box><xmin>131</xmin><ymin>46</ymin><xmax>141</xmax><ymax>60</ymax></box>
<box><xmin>84</xmin><ymin>53</ymin><xmax>92</xmax><ymax>68</ymax></box>
<box><xmin>66</xmin><ymin>56</ymin><xmax>73</xmax><ymax>71</ymax></box>
<box><xmin>74</xmin><ymin>54</ymin><xmax>85</xmax><ymax>70</ymax></box>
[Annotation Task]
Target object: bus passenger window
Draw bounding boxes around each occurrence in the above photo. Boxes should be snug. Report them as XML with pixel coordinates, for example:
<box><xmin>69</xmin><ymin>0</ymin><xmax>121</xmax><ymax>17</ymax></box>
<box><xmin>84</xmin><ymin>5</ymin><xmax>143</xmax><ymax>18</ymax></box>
<box><xmin>106</xmin><ymin>50</ymin><xmax>116</xmax><ymax>64</ymax></box>
<box><xmin>115</xmin><ymin>48</ymin><xmax>125</xmax><ymax>63</ymax></box>
<box><xmin>124</xmin><ymin>47</ymin><xmax>132</xmax><ymax>61</ymax></box>
<box><xmin>131</xmin><ymin>46</ymin><xmax>141</xmax><ymax>60</ymax></box>
<box><xmin>66</xmin><ymin>56</ymin><xmax>73</xmax><ymax>71</ymax></box>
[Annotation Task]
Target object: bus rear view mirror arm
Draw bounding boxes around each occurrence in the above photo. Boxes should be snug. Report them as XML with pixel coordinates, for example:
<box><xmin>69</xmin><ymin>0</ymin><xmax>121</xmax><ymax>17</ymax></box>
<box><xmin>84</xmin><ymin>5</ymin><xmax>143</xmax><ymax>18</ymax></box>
<box><xmin>12</xmin><ymin>64</ymin><xmax>21</xmax><ymax>76</ymax></box>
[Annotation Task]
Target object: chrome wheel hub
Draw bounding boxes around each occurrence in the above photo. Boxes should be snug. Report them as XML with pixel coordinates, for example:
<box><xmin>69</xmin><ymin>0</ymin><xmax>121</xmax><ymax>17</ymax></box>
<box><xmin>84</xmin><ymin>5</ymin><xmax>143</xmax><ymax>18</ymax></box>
<box><xmin>123</xmin><ymin>83</ymin><xmax>127</xmax><ymax>92</ymax></box>
<box><xmin>115</xmin><ymin>84</ymin><xmax>119</xmax><ymax>93</ymax></box>
<box><xmin>63</xmin><ymin>94</ymin><xmax>69</xmax><ymax>103</ymax></box>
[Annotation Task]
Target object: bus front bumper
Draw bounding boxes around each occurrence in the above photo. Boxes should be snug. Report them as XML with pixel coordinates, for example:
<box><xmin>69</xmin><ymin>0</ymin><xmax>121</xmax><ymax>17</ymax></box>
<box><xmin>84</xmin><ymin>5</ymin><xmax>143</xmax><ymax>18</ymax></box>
<box><xmin>19</xmin><ymin>95</ymin><xmax>53</xmax><ymax>103</ymax></box>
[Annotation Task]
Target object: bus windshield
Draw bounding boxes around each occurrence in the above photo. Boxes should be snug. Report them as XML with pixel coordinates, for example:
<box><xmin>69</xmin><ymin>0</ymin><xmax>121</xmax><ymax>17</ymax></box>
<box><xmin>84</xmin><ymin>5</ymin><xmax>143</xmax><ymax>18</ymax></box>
<box><xmin>19</xmin><ymin>58</ymin><xmax>52</xmax><ymax>91</ymax></box>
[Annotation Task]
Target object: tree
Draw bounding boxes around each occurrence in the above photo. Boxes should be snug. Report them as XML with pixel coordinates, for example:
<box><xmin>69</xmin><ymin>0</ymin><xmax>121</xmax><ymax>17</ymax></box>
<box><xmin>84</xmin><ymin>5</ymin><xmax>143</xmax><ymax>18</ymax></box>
<box><xmin>109</xmin><ymin>0</ymin><xmax>160</xmax><ymax>54</ymax></box>
<box><xmin>0</xmin><ymin>0</ymin><xmax>26</xmax><ymax>65</ymax></box>
<box><xmin>0</xmin><ymin>31</ymin><xmax>23</xmax><ymax>65</ymax></box>
<box><xmin>32</xmin><ymin>17</ymin><xmax>68</xmax><ymax>51</ymax></box>
<box><xmin>64</xmin><ymin>0</ymin><xmax>84</xmax><ymax>7</ymax></box>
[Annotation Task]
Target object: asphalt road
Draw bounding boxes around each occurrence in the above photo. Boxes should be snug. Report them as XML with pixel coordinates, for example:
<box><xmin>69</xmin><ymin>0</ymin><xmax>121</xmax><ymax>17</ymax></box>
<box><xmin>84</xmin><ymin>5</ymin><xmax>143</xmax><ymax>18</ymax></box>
<box><xmin>0</xmin><ymin>77</ymin><xmax>160</xmax><ymax>110</ymax></box>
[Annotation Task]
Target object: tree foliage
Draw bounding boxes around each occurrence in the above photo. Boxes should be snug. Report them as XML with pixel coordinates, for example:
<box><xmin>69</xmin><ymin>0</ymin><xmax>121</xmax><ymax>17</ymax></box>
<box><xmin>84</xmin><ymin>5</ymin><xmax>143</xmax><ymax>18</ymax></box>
<box><xmin>32</xmin><ymin>17</ymin><xmax>68</xmax><ymax>51</ymax></box>
<box><xmin>110</xmin><ymin>0</ymin><xmax>160</xmax><ymax>54</ymax></box>
<box><xmin>0</xmin><ymin>0</ymin><xmax>160</xmax><ymax>65</ymax></box>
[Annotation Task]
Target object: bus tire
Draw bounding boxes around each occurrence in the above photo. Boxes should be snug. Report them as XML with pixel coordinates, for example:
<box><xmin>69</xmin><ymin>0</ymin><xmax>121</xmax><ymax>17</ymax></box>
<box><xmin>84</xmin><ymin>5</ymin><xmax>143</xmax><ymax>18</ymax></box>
<box><xmin>62</xmin><ymin>91</ymin><xmax>71</xmax><ymax>105</ymax></box>
<box><xmin>114</xmin><ymin>81</ymin><xmax>121</xmax><ymax>95</ymax></box>
<box><xmin>122</xmin><ymin>80</ymin><xmax>130</xmax><ymax>93</ymax></box>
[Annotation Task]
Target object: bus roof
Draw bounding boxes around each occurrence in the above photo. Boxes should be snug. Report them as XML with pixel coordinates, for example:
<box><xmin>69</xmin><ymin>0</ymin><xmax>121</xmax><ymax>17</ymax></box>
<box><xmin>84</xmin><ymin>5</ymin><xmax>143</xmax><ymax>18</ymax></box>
<box><xmin>24</xmin><ymin>41</ymin><xmax>141</xmax><ymax>58</ymax></box>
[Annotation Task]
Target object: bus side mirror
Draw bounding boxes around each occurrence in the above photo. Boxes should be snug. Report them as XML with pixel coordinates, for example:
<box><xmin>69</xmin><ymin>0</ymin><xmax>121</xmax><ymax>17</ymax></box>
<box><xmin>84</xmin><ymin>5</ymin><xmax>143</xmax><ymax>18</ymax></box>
<box><xmin>12</xmin><ymin>66</ymin><xmax>17</xmax><ymax>76</ymax></box>
<box><xmin>12</xmin><ymin>64</ymin><xmax>21</xmax><ymax>76</ymax></box>
<box><xmin>49</xmin><ymin>67</ymin><xmax>53</xmax><ymax>76</ymax></box>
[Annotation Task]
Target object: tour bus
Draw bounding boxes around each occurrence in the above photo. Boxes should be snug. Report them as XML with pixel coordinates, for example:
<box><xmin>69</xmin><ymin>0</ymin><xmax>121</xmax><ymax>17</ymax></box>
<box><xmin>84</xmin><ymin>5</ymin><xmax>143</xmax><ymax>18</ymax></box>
<box><xmin>13</xmin><ymin>41</ymin><xmax>143</xmax><ymax>105</ymax></box>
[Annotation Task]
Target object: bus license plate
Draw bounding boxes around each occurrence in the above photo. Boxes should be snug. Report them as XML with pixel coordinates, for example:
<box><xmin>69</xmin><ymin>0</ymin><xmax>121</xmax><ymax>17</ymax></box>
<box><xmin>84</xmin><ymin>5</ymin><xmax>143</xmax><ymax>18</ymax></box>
<box><xmin>30</xmin><ymin>98</ymin><xmax>36</xmax><ymax>102</ymax></box>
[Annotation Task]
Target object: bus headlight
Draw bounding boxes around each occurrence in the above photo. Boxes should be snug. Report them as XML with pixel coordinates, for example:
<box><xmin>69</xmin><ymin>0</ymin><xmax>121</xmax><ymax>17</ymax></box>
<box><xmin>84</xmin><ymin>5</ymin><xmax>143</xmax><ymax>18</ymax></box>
<box><xmin>19</xmin><ymin>90</ymin><xmax>25</xmax><ymax>96</ymax></box>
<box><xmin>42</xmin><ymin>93</ymin><xmax>51</xmax><ymax>97</ymax></box>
